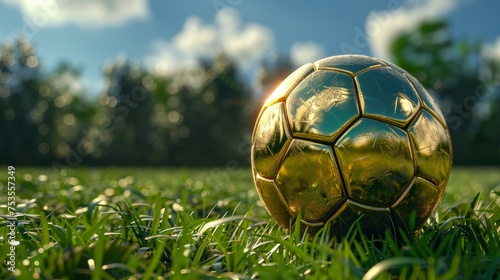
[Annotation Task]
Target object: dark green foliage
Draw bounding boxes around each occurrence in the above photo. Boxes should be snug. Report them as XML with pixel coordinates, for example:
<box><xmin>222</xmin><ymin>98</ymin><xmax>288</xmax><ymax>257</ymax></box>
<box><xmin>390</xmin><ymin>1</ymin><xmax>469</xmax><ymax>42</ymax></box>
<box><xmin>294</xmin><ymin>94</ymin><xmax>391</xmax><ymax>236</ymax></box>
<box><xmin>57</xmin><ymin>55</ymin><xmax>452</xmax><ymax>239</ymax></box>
<box><xmin>0</xmin><ymin>38</ymin><xmax>47</xmax><ymax>164</ymax></box>
<box><xmin>0</xmin><ymin>39</ymin><xmax>95</xmax><ymax>166</ymax></box>
<box><xmin>165</xmin><ymin>54</ymin><xmax>252</xmax><ymax>166</ymax></box>
<box><xmin>93</xmin><ymin>58</ymin><xmax>157</xmax><ymax>165</ymax></box>
<box><xmin>0</xmin><ymin>38</ymin><xmax>252</xmax><ymax>167</ymax></box>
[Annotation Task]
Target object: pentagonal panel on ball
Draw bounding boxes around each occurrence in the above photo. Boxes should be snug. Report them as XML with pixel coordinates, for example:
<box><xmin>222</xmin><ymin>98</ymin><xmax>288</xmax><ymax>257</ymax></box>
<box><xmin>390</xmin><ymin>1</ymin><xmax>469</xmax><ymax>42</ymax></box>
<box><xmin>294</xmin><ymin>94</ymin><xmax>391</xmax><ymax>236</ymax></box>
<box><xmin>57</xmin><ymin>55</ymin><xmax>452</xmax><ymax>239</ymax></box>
<box><xmin>314</xmin><ymin>55</ymin><xmax>384</xmax><ymax>75</ymax></box>
<box><xmin>408</xmin><ymin>110</ymin><xmax>452</xmax><ymax>186</ymax></box>
<box><xmin>252</xmin><ymin>102</ymin><xmax>291</xmax><ymax>179</ymax></box>
<box><xmin>286</xmin><ymin>70</ymin><xmax>359</xmax><ymax>143</ymax></box>
<box><xmin>276</xmin><ymin>139</ymin><xmax>345</xmax><ymax>222</ymax></box>
<box><xmin>355</xmin><ymin>67</ymin><xmax>420</xmax><ymax>127</ymax></box>
<box><xmin>335</xmin><ymin>118</ymin><xmax>414</xmax><ymax>206</ymax></box>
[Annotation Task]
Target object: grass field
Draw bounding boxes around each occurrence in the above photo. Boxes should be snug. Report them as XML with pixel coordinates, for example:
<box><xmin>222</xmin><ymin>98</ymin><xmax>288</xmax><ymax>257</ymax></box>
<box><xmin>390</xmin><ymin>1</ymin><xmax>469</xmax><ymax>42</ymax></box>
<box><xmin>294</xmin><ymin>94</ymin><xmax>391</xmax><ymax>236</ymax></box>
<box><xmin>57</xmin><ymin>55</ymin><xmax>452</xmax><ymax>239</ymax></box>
<box><xmin>1</xmin><ymin>166</ymin><xmax>499</xmax><ymax>279</ymax></box>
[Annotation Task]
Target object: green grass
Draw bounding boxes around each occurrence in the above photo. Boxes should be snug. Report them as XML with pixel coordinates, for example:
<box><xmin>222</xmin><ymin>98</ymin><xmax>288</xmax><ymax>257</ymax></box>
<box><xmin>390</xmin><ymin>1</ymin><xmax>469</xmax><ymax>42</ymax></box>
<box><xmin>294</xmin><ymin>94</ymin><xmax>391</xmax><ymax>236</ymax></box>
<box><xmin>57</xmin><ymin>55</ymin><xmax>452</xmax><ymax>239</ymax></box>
<box><xmin>1</xmin><ymin>166</ymin><xmax>499</xmax><ymax>279</ymax></box>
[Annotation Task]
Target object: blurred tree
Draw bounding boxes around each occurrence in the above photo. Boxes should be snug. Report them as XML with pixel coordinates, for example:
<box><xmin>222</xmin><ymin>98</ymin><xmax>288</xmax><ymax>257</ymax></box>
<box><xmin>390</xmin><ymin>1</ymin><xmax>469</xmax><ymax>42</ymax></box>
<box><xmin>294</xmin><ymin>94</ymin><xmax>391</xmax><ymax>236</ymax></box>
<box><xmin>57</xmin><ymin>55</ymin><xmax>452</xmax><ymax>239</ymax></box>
<box><xmin>390</xmin><ymin>20</ymin><xmax>500</xmax><ymax>165</ymax></box>
<box><xmin>46</xmin><ymin>64</ymin><xmax>95</xmax><ymax>163</ymax></box>
<box><xmin>0</xmin><ymin>38</ymin><xmax>97</xmax><ymax>166</ymax></box>
<box><xmin>391</xmin><ymin>21</ymin><xmax>459</xmax><ymax>90</ymax></box>
<box><xmin>93</xmin><ymin>57</ymin><xmax>156</xmax><ymax>165</ymax></box>
<box><xmin>168</xmin><ymin>54</ymin><xmax>252</xmax><ymax>166</ymax></box>
<box><xmin>145</xmin><ymin>74</ymin><xmax>173</xmax><ymax>164</ymax></box>
<box><xmin>0</xmin><ymin>38</ymin><xmax>48</xmax><ymax>164</ymax></box>
<box><xmin>0</xmin><ymin>38</ymin><xmax>255</xmax><ymax>166</ymax></box>
<box><xmin>475</xmin><ymin>57</ymin><xmax>500</xmax><ymax>164</ymax></box>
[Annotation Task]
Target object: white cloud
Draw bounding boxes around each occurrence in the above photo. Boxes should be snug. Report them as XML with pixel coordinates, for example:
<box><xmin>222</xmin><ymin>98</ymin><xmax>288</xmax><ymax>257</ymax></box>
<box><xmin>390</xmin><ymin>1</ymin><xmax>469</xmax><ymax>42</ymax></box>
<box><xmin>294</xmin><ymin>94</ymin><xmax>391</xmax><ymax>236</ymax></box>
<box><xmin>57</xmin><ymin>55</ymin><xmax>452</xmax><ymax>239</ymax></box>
<box><xmin>2</xmin><ymin>0</ymin><xmax>149</xmax><ymax>28</ymax></box>
<box><xmin>290</xmin><ymin>42</ymin><xmax>325</xmax><ymax>67</ymax></box>
<box><xmin>145</xmin><ymin>7</ymin><xmax>274</xmax><ymax>76</ymax></box>
<box><xmin>173</xmin><ymin>17</ymin><xmax>217</xmax><ymax>58</ymax></box>
<box><xmin>366</xmin><ymin>0</ymin><xmax>459</xmax><ymax>60</ymax></box>
<box><xmin>482</xmin><ymin>36</ymin><xmax>500</xmax><ymax>61</ymax></box>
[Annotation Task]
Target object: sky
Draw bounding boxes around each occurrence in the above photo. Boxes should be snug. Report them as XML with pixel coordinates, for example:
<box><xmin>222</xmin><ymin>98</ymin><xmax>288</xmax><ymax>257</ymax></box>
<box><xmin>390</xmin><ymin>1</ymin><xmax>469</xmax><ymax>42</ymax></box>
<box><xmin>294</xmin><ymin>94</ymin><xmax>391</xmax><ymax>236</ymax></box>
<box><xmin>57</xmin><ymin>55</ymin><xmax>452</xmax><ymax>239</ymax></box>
<box><xmin>0</xmin><ymin>0</ymin><xmax>499</xmax><ymax>98</ymax></box>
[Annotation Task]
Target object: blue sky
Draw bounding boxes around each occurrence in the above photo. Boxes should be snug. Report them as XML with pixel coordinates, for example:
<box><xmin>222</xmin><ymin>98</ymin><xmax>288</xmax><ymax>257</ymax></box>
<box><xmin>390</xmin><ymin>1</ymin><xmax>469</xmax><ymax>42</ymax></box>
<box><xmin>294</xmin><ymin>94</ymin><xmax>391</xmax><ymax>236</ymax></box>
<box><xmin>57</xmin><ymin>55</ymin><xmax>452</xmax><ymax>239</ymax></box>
<box><xmin>1</xmin><ymin>0</ymin><xmax>499</xmax><ymax>97</ymax></box>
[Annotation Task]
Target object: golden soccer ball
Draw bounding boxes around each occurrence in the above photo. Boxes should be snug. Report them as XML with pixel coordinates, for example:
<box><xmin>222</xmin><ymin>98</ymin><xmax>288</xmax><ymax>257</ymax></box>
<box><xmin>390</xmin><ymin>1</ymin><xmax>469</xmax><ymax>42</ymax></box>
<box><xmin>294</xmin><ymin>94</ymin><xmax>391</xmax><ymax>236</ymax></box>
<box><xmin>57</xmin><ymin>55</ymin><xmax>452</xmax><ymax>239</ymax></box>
<box><xmin>251</xmin><ymin>54</ymin><xmax>452</xmax><ymax>237</ymax></box>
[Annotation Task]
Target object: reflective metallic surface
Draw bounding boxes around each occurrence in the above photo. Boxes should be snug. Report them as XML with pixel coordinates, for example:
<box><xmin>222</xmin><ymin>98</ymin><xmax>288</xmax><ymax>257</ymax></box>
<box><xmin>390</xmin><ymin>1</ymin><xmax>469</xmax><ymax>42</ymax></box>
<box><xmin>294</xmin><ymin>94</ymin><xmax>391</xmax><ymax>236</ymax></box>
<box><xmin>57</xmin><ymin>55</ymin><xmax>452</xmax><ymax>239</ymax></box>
<box><xmin>251</xmin><ymin>54</ymin><xmax>452</xmax><ymax>237</ymax></box>
<box><xmin>391</xmin><ymin>177</ymin><xmax>439</xmax><ymax>233</ymax></box>
<box><xmin>252</xmin><ymin>102</ymin><xmax>291</xmax><ymax>178</ymax></box>
<box><xmin>335</xmin><ymin>118</ymin><xmax>414</xmax><ymax>205</ymax></box>
<box><xmin>406</xmin><ymin>74</ymin><xmax>447</xmax><ymax>128</ymax></box>
<box><xmin>254</xmin><ymin>174</ymin><xmax>293</xmax><ymax>229</ymax></box>
<box><xmin>315</xmin><ymin>54</ymin><xmax>384</xmax><ymax>75</ymax></box>
<box><xmin>276</xmin><ymin>139</ymin><xmax>345</xmax><ymax>222</ymax></box>
<box><xmin>287</xmin><ymin>70</ymin><xmax>359</xmax><ymax>142</ymax></box>
<box><xmin>356</xmin><ymin>67</ymin><xmax>420</xmax><ymax>127</ymax></box>
<box><xmin>263</xmin><ymin>63</ymin><xmax>315</xmax><ymax>108</ymax></box>
<box><xmin>408</xmin><ymin>110</ymin><xmax>452</xmax><ymax>186</ymax></box>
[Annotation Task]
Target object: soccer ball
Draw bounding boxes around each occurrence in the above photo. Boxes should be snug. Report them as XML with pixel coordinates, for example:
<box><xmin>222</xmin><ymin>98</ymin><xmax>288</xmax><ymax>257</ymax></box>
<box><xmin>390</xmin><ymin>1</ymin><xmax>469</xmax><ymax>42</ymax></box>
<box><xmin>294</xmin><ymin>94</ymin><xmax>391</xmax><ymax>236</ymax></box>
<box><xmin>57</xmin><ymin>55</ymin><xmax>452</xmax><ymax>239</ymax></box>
<box><xmin>251</xmin><ymin>55</ymin><xmax>452</xmax><ymax>237</ymax></box>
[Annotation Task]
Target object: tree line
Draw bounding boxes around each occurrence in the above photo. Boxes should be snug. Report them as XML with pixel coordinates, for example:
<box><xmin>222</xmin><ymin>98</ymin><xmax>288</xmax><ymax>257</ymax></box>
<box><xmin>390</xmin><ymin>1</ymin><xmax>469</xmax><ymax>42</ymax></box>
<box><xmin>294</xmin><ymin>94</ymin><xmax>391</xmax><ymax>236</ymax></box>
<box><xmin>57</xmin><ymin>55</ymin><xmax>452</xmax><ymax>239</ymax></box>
<box><xmin>0</xmin><ymin>38</ymin><xmax>255</xmax><ymax>168</ymax></box>
<box><xmin>1</xmin><ymin>20</ymin><xmax>499</xmax><ymax>167</ymax></box>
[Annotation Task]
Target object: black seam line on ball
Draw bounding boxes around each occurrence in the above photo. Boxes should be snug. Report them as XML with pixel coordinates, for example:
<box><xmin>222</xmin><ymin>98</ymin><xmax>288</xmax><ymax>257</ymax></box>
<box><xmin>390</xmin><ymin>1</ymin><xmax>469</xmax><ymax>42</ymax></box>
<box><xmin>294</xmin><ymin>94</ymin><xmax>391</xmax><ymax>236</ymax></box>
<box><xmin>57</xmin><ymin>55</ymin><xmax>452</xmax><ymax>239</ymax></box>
<box><xmin>271</xmin><ymin>178</ymin><xmax>296</xmax><ymax>218</ymax></box>
<box><xmin>288</xmin><ymin>114</ymin><xmax>363</xmax><ymax>148</ymax></box>
<box><xmin>404</xmin><ymin>73</ymin><xmax>425</xmax><ymax>106</ymax></box>
<box><xmin>274</xmin><ymin>139</ymin><xmax>293</xmax><ymax>179</ymax></box>
<box><xmin>311</xmin><ymin>62</ymin><xmax>317</xmax><ymax>71</ymax></box>
<box><xmin>331</xmin><ymin>146</ymin><xmax>350</xmax><ymax>205</ymax></box>
<box><xmin>422</xmin><ymin>104</ymin><xmax>448</xmax><ymax>131</ymax></box>
<box><xmin>359</xmin><ymin>114</ymin><xmax>409</xmax><ymax>129</ymax></box>
<box><xmin>336</xmin><ymin>114</ymin><xmax>362</xmax><ymax>144</ymax></box>
<box><xmin>289</xmin><ymin>135</ymin><xmax>335</xmax><ymax>146</ymax></box>
<box><xmin>352</xmin><ymin>75</ymin><xmax>364</xmax><ymax>121</ymax></box>
<box><xmin>255</xmin><ymin>171</ymin><xmax>275</xmax><ymax>181</ymax></box>
<box><xmin>281</xmin><ymin>99</ymin><xmax>294</xmax><ymax>145</ymax></box>
<box><xmin>352</xmin><ymin>64</ymin><xmax>387</xmax><ymax>76</ymax></box>
<box><xmin>300</xmin><ymin>219</ymin><xmax>324</xmax><ymax>227</ymax></box>
<box><xmin>407</xmin><ymin>128</ymin><xmax>418</xmax><ymax>177</ymax></box>
<box><xmin>347</xmin><ymin>198</ymin><xmax>390</xmax><ymax>212</ymax></box>
<box><xmin>390</xmin><ymin>176</ymin><xmax>417</xmax><ymax>208</ymax></box>
<box><xmin>416</xmin><ymin>176</ymin><xmax>440</xmax><ymax>191</ymax></box>
<box><xmin>315</xmin><ymin>67</ymin><xmax>353</xmax><ymax>76</ymax></box>
<box><xmin>321</xmin><ymin>197</ymin><xmax>348</xmax><ymax>224</ymax></box>
<box><xmin>402</xmin><ymin>107</ymin><xmax>422</xmax><ymax>131</ymax></box>
<box><xmin>403</xmin><ymin>74</ymin><xmax>448</xmax><ymax>130</ymax></box>
<box><xmin>345</xmin><ymin>196</ymin><xmax>391</xmax><ymax>211</ymax></box>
